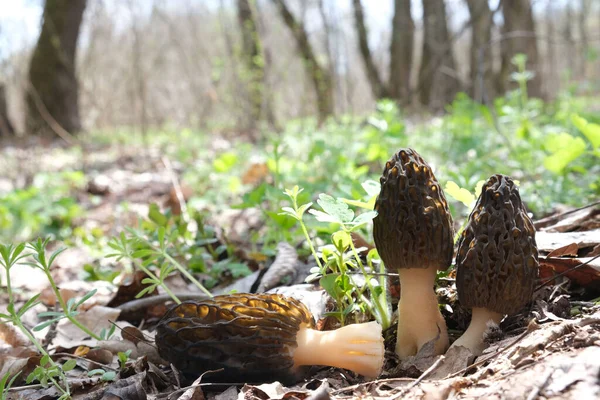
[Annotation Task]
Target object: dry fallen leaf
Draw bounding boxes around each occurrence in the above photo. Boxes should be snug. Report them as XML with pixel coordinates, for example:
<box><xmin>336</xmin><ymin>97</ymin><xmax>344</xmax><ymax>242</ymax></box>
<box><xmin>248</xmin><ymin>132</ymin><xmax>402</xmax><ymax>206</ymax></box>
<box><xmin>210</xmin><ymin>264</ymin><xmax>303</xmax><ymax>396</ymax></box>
<box><xmin>547</xmin><ymin>242</ymin><xmax>579</xmax><ymax>258</ymax></box>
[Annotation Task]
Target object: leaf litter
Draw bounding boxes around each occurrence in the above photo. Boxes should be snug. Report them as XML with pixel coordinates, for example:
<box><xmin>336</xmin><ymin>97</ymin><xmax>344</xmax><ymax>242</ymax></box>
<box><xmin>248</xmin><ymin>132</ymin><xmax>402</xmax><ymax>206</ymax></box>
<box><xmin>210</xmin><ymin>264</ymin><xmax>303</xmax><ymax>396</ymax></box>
<box><xmin>1</xmin><ymin>146</ymin><xmax>600</xmax><ymax>399</ymax></box>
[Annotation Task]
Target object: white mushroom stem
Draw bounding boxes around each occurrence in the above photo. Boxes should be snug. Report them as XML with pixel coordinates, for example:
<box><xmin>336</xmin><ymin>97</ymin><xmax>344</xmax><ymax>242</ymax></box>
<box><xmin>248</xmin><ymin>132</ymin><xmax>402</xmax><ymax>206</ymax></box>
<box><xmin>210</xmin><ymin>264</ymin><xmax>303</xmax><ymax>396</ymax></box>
<box><xmin>293</xmin><ymin>321</ymin><xmax>384</xmax><ymax>378</ymax></box>
<box><xmin>396</xmin><ymin>267</ymin><xmax>448</xmax><ymax>360</ymax></box>
<box><xmin>450</xmin><ymin>307</ymin><xmax>503</xmax><ymax>356</ymax></box>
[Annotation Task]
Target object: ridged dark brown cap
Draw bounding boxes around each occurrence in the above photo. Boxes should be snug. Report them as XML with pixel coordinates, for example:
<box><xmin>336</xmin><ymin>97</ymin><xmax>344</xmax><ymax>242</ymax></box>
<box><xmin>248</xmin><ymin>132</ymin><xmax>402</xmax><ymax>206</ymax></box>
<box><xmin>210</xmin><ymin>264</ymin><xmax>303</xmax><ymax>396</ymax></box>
<box><xmin>155</xmin><ymin>293</ymin><xmax>314</xmax><ymax>383</ymax></box>
<box><xmin>373</xmin><ymin>148</ymin><xmax>454</xmax><ymax>271</ymax></box>
<box><xmin>456</xmin><ymin>174</ymin><xmax>539</xmax><ymax>315</ymax></box>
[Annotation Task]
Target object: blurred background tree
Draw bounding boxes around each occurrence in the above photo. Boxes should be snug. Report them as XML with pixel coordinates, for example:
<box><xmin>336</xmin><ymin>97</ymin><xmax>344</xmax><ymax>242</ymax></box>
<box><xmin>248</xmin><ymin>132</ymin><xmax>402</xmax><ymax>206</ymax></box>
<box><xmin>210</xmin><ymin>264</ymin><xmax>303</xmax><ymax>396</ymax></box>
<box><xmin>0</xmin><ymin>0</ymin><xmax>598</xmax><ymax>138</ymax></box>
<box><xmin>25</xmin><ymin>0</ymin><xmax>87</xmax><ymax>138</ymax></box>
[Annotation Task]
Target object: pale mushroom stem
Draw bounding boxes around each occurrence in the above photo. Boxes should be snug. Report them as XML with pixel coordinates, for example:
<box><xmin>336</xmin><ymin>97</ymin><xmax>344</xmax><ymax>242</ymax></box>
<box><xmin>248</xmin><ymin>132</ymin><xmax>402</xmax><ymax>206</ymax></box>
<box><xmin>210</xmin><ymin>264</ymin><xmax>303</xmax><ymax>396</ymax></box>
<box><xmin>396</xmin><ymin>267</ymin><xmax>448</xmax><ymax>360</ymax></box>
<box><xmin>450</xmin><ymin>307</ymin><xmax>503</xmax><ymax>356</ymax></box>
<box><xmin>293</xmin><ymin>321</ymin><xmax>384</xmax><ymax>378</ymax></box>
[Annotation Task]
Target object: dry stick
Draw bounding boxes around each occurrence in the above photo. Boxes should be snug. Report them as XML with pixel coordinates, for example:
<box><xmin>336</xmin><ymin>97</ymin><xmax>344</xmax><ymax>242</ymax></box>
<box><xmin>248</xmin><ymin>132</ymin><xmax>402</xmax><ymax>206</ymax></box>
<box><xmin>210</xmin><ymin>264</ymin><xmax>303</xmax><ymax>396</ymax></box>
<box><xmin>533</xmin><ymin>200</ymin><xmax>600</xmax><ymax>228</ymax></box>
<box><xmin>162</xmin><ymin>156</ymin><xmax>190</xmax><ymax>224</ymax></box>
<box><xmin>535</xmin><ymin>253</ymin><xmax>600</xmax><ymax>292</ymax></box>
<box><xmin>26</xmin><ymin>83</ymin><xmax>76</xmax><ymax>145</ymax></box>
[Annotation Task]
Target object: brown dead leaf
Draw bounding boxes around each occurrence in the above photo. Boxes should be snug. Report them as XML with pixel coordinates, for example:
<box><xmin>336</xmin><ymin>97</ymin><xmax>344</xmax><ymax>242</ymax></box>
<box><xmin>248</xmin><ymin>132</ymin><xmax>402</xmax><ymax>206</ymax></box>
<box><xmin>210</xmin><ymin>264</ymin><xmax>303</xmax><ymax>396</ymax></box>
<box><xmin>166</xmin><ymin>184</ymin><xmax>193</xmax><ymax>215</ymax></box>
<box><xmin>179</xmin><ymin>375</ymin><xmax>206</xmax><ymax>400</ymax></box>
<box><xmin>539</xmin><ymin>256</ymin><xmax>600</xmax><ymax>289</ymax></box>
<box><xmin>547</xmin><ymin>242</ymin><xmax>579</xmax><ymax>258</ymax></box>
<box><xmin>122</xmin><ymin>326</ymin><xmax>146</xmax><ymax>345</ymax></box>
<box><xmin>242</xmin><ymin>163</ymin><xmax>269</xmax><ymax>185</ymax></box>
<box><xmin>39</xmin><ymin>287</ymin><xmax>78</xmax><ymax>307</ymax></box>
<box><xmin>85</xmin><ymin>348</ymin><xmax>114</xmax><ymax>365</ymax></box>
<box><xmin>428</xmin><ymin>346</ymin><xmax>474</xmax><ymax>380</ymax></box>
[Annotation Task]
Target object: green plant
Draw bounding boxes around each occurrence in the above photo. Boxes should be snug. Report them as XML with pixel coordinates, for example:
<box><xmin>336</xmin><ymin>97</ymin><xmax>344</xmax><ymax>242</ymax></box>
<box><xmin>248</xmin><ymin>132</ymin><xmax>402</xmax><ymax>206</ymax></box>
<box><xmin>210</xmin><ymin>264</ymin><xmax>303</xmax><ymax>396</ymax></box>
<box><xmin>0</xmin><ymin>371</ymin><xmax>21</xmax><ymax>400</ymax></box>
<box><xmin>0</xmin><ymin>243</ymin><xmax>73</xmax><ymax>399</ymax></box>
<box><xmin>281</xmin><ymin>185</ymin><xmax>391</xmax><ymax>330</ymax></box>
<box><xmin>25</xmin><ymin>239</ymin><xmax>101</xmax><ymax>341</ymax></box>
<box><xmin>106</xmin><ymin>206</ymin><xmax>220</xmax><ymax>302</ymax></box>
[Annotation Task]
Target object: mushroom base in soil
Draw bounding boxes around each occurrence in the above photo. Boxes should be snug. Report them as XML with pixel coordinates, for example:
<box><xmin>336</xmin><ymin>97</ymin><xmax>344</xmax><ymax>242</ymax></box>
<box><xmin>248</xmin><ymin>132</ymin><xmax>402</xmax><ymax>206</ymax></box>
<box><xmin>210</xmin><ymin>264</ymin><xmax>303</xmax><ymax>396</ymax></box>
<box><xmin>449</xmin><ymin>307</ymin><xmax>503</xmax><ymax>356</ymax></box>
<box><xmin>396</xmin><ymin>268</ymin><xmax>449</xmax><ymax>359</ymax></box>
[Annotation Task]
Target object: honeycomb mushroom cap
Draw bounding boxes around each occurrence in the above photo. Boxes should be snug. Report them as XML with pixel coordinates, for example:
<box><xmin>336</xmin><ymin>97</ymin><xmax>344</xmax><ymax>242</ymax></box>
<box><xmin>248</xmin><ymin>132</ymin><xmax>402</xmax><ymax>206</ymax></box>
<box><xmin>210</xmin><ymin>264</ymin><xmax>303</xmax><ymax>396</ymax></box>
<box><xmin>155</xmin><ymin>293</ymin><xmax>314</xmax><ymax>383</ymax></box>
<box><xmin>456</xmin><ymin>174</ymin><xmax>539</xmax><ymax>315</ymax></box>
<box><xmin>373</xmin><ymin>148</ymin><xmax>454</xmax><ymax>271</ymax></box>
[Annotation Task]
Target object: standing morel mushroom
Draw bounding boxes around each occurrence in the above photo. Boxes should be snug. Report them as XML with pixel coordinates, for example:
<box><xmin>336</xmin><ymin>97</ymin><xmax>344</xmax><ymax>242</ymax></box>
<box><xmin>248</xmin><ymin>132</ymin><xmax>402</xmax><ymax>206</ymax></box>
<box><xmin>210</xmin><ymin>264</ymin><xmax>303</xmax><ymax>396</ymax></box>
<box><xmin>451</xmin><ymin>174</ymin><xmax>539</xmax><ymax>356</ymax></box>
<box><xmin>155</xmin><ymin>293</ymin><xmax>384</xmax><ymax>383</ymax></box>
<box><xmin>373</xmin><ymin>148</ymin><xmax>454</xmax><ymax>359</ymax></box>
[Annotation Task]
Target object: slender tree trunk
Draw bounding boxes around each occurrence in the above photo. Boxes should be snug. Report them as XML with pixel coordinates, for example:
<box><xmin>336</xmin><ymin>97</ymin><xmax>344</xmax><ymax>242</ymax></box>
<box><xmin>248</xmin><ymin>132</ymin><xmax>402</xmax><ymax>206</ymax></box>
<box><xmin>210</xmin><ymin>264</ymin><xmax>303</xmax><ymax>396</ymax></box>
<box><xmin>545</xmin><ymin>2</ymin><xmax>557</xmax><ymax>96</ymax></box>
<box><xmin>389</xmin><ymin>0</ymin><xmax>414</xmax><ymax>104</ymax></box>
<box><xmin>0</xmin><ymin>84</ymin><xmax>15</xmax><ymax>137</ymax></box>
<box><xmin>564</xmin><ymin>3</ymin><xmax>576</xmax><ymax>76</ymax></box>
<box><xmin>271</xmin><ymin>0</ymin><xmax>333</xmax><ymax>121</ymax></box>
<box><xmin>352</xmin><ymin>0</ymin><xmax>386</xmax><ymax>99</ymax></box>
<box><xmin>578</xmin><ymin>0</ymin><xmax>590</xmax><ymax>78</ymax></box>
<box><xmin>419</xmin><ymin>0</ymin><xmax>459</xmax><ymax>108</ymax></box>
<box><xmin>237</xmin><ymin>0</ymin><xmax>266</xmax><ymax>130</ymax></box>
<box><xmin>465</xmin><ymin>0</ymin><xmax>494</xmax><ymax>101</ymax></box>
<box><xmin>497</xmin><ymin>0</ymin><xmax>542</xmax><ymax>98</ymax></box>
<box><xmin>26</xmin><ymin>0</ymin><xmax>87</xmax><ymax>137</ymax></box>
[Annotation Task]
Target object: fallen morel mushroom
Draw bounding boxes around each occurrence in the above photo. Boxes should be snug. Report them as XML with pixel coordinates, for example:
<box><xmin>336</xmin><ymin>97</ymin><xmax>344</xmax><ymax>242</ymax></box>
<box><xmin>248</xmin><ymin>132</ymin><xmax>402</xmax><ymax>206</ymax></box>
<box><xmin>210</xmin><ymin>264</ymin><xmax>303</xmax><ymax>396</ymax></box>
<box><xmin>451</xmin><ymin>174</ymin><xmax>539</xmax><ymax>356</ymax></box>
<box><xmin>373</xmin><ymin>148</ymin><xmax>454</xmax><ymax>359</ymax></box>
<box><xmin>155</xmin><ymin>293</ymin><xmax>384</xmax><ymax>383</ymax></box>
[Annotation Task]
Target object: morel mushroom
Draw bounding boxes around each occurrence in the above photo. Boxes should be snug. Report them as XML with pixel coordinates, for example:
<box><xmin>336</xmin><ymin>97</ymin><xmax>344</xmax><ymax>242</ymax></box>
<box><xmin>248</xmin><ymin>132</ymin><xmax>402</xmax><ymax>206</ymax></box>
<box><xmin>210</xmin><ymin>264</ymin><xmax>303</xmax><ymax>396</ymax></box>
<box><xmin>155</xmin><ymin>293</ymin><xmax>384</xmax><ymax>383</ymax></box>
<box><xmin>451</xmin><ymin>174</ymin><xmax>539</xmax><ymax>356</ymax></box>
<box><xmin>373</xmin><ymin>148</ymin><xmax>454</xmax><ymax>359</ymax></box>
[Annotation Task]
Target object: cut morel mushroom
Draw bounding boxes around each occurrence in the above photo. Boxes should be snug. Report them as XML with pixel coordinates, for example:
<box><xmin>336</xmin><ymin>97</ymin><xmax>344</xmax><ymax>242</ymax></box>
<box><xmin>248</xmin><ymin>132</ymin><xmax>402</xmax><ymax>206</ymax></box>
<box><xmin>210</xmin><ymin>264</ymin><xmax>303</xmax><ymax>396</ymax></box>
<box><xmin>451</xmin><ymin>174</ymin><xmax>539</xmax><ymax>356</ymax></box>
<box><xmin>155</xmin><ymin>293</ymin><xmax>384</xmax><ymax>383</ymax></box>
<box><xmin>373</xmin><ymin>148</ymin><xmax>454</xmax><ymax>360</ymax></box>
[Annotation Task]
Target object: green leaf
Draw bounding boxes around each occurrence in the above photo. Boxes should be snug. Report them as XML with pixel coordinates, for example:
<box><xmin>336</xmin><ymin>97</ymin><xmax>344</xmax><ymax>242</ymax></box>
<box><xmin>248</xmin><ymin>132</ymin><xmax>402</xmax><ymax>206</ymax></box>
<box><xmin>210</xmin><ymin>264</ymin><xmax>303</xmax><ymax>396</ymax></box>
<box><xmin>543</xmin><ymin>133</ymin><xmax>587</xmax><ymax>174</ymax></box>
<box><xmin>315</xmin><ymin>194</ymin><xmax>354</xmax><ymax>223</ymax></box>
<box><xmin>308</xmin><ymin>209</ymin><xmax>340</xmax><ymax>224</ymax></box>
<box><xmin>350</xmin><ymin>211</ymin><xmax>378</xmax><ymax>229</ymax></box>
<box><xmin>87</xmin><ymin>369</ymin><xmax>105</xmax><ymax>377</ymax></box>
<box><xmin>361</xmin><ymin>180</ymin><xmax>381</xmax><ymax>197</ymax></box>
<box><xmin>296</xmin><ymin>202</ymin><xmax>313</xmax><ymax>218</ymax></box>
<box><xmin>279</xmin><ymin>207</ymin><xmax>299</xmax><ymax>221</ymax></box>
<box><xmin>148</xmin><ymin>203</ymin><xmax>168</xmax><ymax>226</ymax></box>
<box><xmin>101</xmin><ymin>371</ymin><xmax>117</xmax><ymax>381</ymax></box>
<box><xmin>332</xmin><ymin>231</ymin><xmax>352</xmax><ymax>250</ymax></box>
<box><xmin>213</xmin><ymin>152</ymin><xmax>238</xmax><ymax>172</ymax></box>
<box><xmin>319</xmin><ymin>274</ymin><xmax>339</xmax><ymax>299</ymax></box>
<box><xmin>62</xmin><ymin>359</ymin><xmax>77</xmax><ymax>371</ymax></box>
<box><xmin>444</xmin><ymin>181</ymin><xmax>475</xmax><ymax>207</ymax></box>
<box><xmin>572</xmin><ymin>114</ymin><xmax>600</xmax><ymax>149</ymax></box>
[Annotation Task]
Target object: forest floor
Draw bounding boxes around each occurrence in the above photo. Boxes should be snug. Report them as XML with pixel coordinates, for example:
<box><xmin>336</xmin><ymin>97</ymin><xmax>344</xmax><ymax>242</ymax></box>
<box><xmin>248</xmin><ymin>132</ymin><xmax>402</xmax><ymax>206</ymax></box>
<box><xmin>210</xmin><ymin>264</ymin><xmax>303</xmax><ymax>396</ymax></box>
<box><xmin>0</xmin><ymin>141</ymin><xmax>599</xmax><ymax>400</ymax></box>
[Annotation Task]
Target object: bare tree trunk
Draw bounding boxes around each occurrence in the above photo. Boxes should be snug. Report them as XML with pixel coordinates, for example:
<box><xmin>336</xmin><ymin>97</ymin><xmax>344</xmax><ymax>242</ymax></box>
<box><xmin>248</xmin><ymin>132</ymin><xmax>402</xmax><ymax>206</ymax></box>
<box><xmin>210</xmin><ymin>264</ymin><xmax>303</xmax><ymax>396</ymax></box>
<box><xmin>271</xmin><ymin>0</ymin><xmax>334</xmax><ymax>121</ymax></box>
<box><xmin>389</xmin><ymin>0</ymin><xmax>414</xmax><ymax>104</ymax></box>
<box><xmin>579</xmin><ymin>0</ymin><xmax>590</xmax><ymax>79</ymax></box>
<box><xmin>564</xmin><ymin>3</ymin><xmax>576</xmax><ymax>76</ymax></box>
<box><xmin>26</xmin><ymin>0</ymin><xmax>87</xmax><ymax>137</ymax></box>
<box><xmin>497</xmin><ymin>0</ymin><xmax>542</xmax><ymax>98</ymax></box>
<box><xmin>419</xmin><ymin>0</ymin><xmax>459</xmax><ymax>108</ymax></box>
<box><xmin>0</xmin><ymin>84</ymin><xmax>15</xmax><ymax>137</ymax></box>
<box><xmin>545</xmin><ymin>2</ymin><xmax>557</xmax><ymax>96</ymax></box>
<box><xmin>352</xmin><ymin>0</ymin><xmax>386</xmax><ymax>99</ymax></box>
<box><xmin>237</xmin><ymin>0</ymin><xmax>266</xmax><ymax>130</ymax></box>
<box><xmin>465</xmin><ymin>0</ymin><xmax>494</xmax><ymax>101</ymax></box>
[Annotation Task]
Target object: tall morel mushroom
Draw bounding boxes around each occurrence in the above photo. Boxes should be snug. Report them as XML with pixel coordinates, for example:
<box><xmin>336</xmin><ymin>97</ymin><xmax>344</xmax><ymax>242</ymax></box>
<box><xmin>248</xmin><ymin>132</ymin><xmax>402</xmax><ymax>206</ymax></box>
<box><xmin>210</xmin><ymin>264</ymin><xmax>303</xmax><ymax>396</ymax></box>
<box><xmin>155</xmin><ymin>293</ymin><xmax>384</xmax><ymax>383</ymax></box>
<box><xmin>373</xmin><ymin>148</ymin><xmax>454</xmax><ymax>359</ymax></box>
<box><xmin>451</xmin><ymin>174</ymin><xmax>539</xmax><ymax>356</ymax></box>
